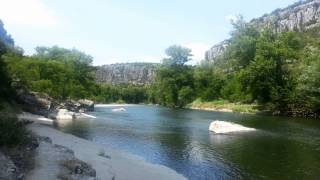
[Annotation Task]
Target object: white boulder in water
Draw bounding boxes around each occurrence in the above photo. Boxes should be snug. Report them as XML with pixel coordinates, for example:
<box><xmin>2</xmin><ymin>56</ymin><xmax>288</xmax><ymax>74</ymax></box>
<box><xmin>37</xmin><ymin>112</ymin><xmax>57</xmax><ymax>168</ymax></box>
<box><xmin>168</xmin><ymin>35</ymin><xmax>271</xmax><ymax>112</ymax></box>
<box><xmin>209</xmin><ymin>121</ymin><xmax>256</xmax><ymax>134</ymax></box>
<box><xmin>55</xmin><ymin>109</ymin><xmax>75</xmax><ymax>120</ymax></box>
<box><xmin>112</xmin><ymin>108</ymin><xmax>126</xmax><ymax>112</ymax></box>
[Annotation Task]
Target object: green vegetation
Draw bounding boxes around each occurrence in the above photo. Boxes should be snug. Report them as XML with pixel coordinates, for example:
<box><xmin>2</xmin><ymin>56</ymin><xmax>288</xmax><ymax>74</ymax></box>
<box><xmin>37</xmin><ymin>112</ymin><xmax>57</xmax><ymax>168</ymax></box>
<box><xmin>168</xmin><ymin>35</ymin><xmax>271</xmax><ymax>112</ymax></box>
<box><xmin>0</xmin><ymin>20</ymin><xmax>30</xmax><ymax>147</ymax></box>
<box><xmin>149</xmin><ymin>16</ymin><xmax>320</xmax><ymax>116</ymax></box>
<box><xmin>189</xmin><ymin>99</ymin><xmax>258</xmax><ymax>114</ymax></box>
<box><xmin>0</xmin><ymin>103</ymin><xmax>30</xmax><ymax>146</ymax></box>
<box><xmin>149</xmin><ymin>45</ymin><xmax>195</xmax><ymax>108</ymax></box>
<box><xmin>4</xmin><ymin>46</ymin><xmax>96</xmax><ymax>100</ymax></box>
<box><xmin>93</xmin><ymin>84</ymin><xmax>148</xmax><ymax>104</ymax></box>
<box><xmin>1</xmin><ymin>16</ymin><xmax>320</xmax><ymax>118</ymax></box>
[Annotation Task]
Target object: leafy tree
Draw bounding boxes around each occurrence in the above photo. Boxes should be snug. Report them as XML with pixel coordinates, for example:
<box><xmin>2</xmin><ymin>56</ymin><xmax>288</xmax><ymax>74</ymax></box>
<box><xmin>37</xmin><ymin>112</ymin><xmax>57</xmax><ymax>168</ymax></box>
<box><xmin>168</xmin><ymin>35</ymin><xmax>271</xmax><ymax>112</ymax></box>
<box><xmin>221</xmin><ymin>16</ymin><xmax>259</xmax><ymax>69</ymax></box>
<box><xmin>162</xmin><ymin>45</ymin><xmax>192</xmax><ymax>66</ymax></box>
<box><xmin>151</xmin><ymin>45</ymin><xmax>195</xmax><ymax>108</ymax></box>
<box><xmin>0</xmin><ymin>20</ymin><xmax>14</xmax><ymax>101</ymax></box>
<box><xmin>194</xmin><ymin>67</ymin><xmax>225</xmax><ymax>101</ymax></box>
<box><xmin>4</xmin><ymin>46</ymin><xmax>96</xmax><ymax>100</ymax></box>
<box><xmin>295</xmin><ymin>49</ymin><xmax>320</xmax><ymax>112</ymax></box>
<box><xmin>237</xmin><ymin>30</ymin><xmax>302</xmax><ymax>112</ymax></box>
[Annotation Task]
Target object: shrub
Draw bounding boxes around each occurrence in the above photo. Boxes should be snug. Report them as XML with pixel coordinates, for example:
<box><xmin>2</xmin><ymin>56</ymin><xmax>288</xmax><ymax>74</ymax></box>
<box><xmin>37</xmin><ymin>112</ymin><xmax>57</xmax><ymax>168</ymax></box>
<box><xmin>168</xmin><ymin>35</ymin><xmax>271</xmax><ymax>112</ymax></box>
<box><xmin>0</xmin><ymin>103</ymin><xmax>29</xmax><ymax>146</ymax></box>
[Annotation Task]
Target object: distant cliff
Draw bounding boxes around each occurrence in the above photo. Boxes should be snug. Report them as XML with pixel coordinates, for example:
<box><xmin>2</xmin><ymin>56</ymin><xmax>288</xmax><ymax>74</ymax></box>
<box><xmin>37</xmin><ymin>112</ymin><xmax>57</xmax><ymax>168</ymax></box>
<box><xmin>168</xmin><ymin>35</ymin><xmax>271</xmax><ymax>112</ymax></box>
<box><xmin>205</xmin><ymin>0</ymin><xmax>320</xmax><ymax>61</ymax></box>
<box><xmin>96</xmin><ymin>63</ymin><xmax>158</xmax><ymax>85</ymax></box>
<box><xmin>205</xmin><ymin>40</ymin><xmax>230</xmax><ymax>62</ymax></box>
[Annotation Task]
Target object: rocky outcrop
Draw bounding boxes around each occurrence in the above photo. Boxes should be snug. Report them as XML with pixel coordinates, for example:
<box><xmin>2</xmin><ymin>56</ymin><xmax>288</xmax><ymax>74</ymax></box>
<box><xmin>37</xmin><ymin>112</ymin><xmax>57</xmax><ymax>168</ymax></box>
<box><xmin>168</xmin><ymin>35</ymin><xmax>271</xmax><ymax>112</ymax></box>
<box><xmin>16</xmin><ymin>90</ymin><xmax>53</xmax><ymax>117</ymax></box>
<box><xmin>251</xmin><ymin>0</ymin><xmax>320</xmax><ymax>33</ymax></box>
<box><xmin>96</xmin><ymin>63</ymin><xmax>158</xmax><ymax>85</ymax></box>
<box><xmin>0</xmin><ymin>152</ymin><xmax>22</xmax><ymax>180</ymax></box>
<box><xmin>16</xmin><ymin>90</ymin><xmax>95</xmax><ymax>117</ymax></box>
<box><xmin>205</xmin><ymin>0</ymin><xmax>320</xmax><ymax>61</ymax></box>
<box><xmin>26</xmin><ymin>136</ymin><xmax>96</xmax><ymax>180</ymax></box>
<box><xmin>0</xmin><ymin>134</ymin><xmax>39</xmax><ymax>180</ymax></box>
<box><xmin>57</xmin><ymin>99</ymin><xmax>94</xmax><ymax>113</ymax></box>
<box><xmin>205</xmin><ymin>40</ymin><xmax>230</xmax><ymax>62</ymax></box>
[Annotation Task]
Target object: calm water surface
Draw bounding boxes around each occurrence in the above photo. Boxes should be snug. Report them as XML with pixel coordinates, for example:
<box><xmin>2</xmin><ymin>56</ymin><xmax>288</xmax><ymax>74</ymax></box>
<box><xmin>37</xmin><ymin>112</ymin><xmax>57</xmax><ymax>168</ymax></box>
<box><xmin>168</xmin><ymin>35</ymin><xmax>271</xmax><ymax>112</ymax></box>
<box><xmin>56</xmin><ymin>105</ymin><xmax>320</xmax><ymax>180</ymax></box>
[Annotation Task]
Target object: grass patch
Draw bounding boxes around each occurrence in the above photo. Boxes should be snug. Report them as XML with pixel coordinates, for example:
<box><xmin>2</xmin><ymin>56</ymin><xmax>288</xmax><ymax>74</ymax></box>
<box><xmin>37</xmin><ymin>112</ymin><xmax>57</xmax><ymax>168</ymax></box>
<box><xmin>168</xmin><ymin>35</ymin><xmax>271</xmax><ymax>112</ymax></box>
<box><xmin>189</xmin><ymin>99</ymin><xmax>258</xmax><ymax>114</ymax></box>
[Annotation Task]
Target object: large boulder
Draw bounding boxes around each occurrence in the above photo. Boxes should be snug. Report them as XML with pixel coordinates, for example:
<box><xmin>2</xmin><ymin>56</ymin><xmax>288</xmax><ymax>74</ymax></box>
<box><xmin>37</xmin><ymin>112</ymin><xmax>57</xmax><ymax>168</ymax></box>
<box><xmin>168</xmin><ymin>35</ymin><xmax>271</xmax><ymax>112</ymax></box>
<box><xmin>16</xmin><ymin>90</ymin><xmax>95</xmax><ymax>117</ymax></box>
<box><xmin>16</xmin><ymin>90</ymin><xmax>52</xmax><ymax>117</ymax></box>
<box><xmin>57</xmin><ymin>109</ymin><xmax>75</xmax><ymax>120</ymax></box>
<box><xmin>77</xmin><ymin>99</ymin><xmax>94</xmax><ymax>112</ymax></box>
<box><xmin>61</xmin><ymin>99</ymin><xmax>94</xmax><ymax>113</ymax></box>
<box><xmin>209</xmin><ymin>121</ymin><xmax>256</xmax><ymax>134</ymax></box>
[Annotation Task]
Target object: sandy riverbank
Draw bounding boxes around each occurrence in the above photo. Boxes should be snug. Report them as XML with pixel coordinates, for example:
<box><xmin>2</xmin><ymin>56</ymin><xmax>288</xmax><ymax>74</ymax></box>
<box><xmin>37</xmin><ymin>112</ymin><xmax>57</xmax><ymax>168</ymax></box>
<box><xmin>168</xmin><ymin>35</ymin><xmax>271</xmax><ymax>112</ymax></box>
<box><xmin>26</xmin><ymin>115</ymin><xmax>186</xmax><ymax>180</ymax></box>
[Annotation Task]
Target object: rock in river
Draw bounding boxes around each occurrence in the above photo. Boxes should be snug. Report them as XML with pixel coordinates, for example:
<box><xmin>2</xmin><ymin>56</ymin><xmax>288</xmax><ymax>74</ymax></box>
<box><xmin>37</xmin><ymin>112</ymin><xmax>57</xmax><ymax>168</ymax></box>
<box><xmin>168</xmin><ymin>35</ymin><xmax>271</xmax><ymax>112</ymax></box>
<box><xmin>209</xmin><ymin>121</ymin><xmax>256</xmax><ymax>134</ymax></box>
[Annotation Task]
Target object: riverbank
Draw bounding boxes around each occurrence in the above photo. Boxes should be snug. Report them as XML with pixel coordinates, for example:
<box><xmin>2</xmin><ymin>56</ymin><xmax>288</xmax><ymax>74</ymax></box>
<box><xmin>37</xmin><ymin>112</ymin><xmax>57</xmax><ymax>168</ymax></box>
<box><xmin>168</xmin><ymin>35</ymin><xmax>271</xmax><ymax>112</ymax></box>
<box><xmin>25</xmin><ymin>114</ymin><xmax>186</xmax><ymax>180</ymax></box>
<box><xmin>188</xmin><ymin>99</ymin><xmax>258</xmax><ymax>114</ymax></box>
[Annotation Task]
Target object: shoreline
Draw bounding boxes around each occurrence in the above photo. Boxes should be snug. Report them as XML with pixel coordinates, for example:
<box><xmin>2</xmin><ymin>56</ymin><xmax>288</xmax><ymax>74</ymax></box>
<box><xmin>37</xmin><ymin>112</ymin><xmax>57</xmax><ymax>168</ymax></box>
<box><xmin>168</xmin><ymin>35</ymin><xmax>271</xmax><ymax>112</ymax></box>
<box><xmin>188</xmin><ymin>100</ymin><xmax>259</xmax><ymax>114</ymax></box>
<box><xmin>189</xmin><ymin>106</ymin><xmax>235</xmax><ymax>113</ymax></box>
<box><xmin>25</xmin><ymin>114</ymin><xmax>186</xmax><ymax>180</ymax></box>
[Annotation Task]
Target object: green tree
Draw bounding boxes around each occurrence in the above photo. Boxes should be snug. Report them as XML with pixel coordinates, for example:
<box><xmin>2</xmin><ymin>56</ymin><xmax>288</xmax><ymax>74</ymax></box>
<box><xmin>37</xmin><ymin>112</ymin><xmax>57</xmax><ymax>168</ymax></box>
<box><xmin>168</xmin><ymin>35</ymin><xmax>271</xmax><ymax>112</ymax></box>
<box><xmin>194</xmin><ymin>67</ymin><xmax>225</xmax><ymax>101</ymax></box>
<box><xmin>152</xmin><ymin>45</ymin><xmax>195</xmax><ymax>108</ymax></box>
<box><xmin>219</xmin><ymin>16</ymin><xmax>259</xmax><ymax>69</ymax></box>
<box><xmin>162</xmin><ymin>45</ymin><xmax>192</xmax><ymax>66</ymax></box>
<box><xmin>0</xmin><ymin>20</ymin><xmax>15</xmax><ymax>101</ymax></box>
<box><xmin>241</xmin><ymin>30</ymin><xmax>302</xmax><ymax>112</ymax></box>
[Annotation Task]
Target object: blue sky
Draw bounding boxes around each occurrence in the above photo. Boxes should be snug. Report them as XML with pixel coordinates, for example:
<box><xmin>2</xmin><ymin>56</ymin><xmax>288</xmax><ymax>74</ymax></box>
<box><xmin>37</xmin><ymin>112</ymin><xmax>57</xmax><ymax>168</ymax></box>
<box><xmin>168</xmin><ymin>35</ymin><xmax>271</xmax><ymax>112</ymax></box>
<box><xmin>0</xmin><ymin>0</ymin><xmax>297</xmax><ymax>65</ymax></box>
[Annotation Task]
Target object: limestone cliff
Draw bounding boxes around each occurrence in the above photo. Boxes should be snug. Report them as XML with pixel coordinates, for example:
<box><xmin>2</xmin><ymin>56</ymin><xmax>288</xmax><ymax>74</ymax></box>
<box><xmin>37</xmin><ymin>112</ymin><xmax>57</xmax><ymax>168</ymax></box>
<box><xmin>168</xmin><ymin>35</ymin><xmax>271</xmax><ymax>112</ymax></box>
<box><xmin>205</xmin><ymin>0</ymin><xmax>320</xmax><ymax>61</ymax></box>
<box><xmin>95</xmin><ymin>63</ymin><xmax>158</xmax><ymax>85</ymax></box>
<box><xmin>205</xmin><ymin>40</ymin><xmax>230</xmax><ymax>62</ymax></box>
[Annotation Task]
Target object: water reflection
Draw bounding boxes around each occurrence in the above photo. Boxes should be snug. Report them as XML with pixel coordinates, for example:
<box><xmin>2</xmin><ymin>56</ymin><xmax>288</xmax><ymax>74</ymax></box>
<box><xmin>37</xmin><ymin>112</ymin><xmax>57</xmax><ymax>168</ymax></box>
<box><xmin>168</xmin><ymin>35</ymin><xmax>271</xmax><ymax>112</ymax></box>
<box><xmin>57</xmin><ymin>105</ymin><xmax>320</xmax><ymax>180</ymax></box>
<box><xmin>54</xmin><ymin>119</ymin><xmax>93</xmax><ymax>140</ymax></box>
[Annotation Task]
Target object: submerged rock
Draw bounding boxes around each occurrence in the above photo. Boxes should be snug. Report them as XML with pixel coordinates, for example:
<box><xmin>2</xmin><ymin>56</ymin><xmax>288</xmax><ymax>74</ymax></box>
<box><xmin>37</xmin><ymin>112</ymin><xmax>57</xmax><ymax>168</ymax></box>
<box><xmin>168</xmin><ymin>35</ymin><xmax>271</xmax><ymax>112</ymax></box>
<box><xmin>209</xmin><ymin>121</ymin><xmax>256</xmax><ymax>134</ymax></box>
<box><xmin>112</xmin><ymin>108</ymin><xmax>126</xmax><ymax>112</ymax></box>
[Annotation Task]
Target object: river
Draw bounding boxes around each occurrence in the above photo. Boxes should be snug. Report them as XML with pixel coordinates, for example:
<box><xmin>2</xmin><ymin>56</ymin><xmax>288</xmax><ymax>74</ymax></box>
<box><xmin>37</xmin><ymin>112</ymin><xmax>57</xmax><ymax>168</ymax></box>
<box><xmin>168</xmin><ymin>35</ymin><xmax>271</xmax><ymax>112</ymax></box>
<box><xmin>56</xmin><ymin>105</ymin><xmax>320</xmax><ymax>180</ymax></box>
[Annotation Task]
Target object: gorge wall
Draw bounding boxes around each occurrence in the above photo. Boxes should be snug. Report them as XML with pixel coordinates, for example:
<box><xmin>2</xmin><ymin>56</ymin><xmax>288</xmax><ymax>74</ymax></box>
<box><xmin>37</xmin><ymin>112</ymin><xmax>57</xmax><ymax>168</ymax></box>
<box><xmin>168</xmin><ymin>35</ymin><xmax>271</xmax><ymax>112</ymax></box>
<box><xmin>96</xmin><ymin>63</ymin><xmax>158</xmax><ymax>85</ymax></box>
<box><xmin>205</xmin><ymin>0</ymin><xmax>320</xmax><ymax>61</ymax></box>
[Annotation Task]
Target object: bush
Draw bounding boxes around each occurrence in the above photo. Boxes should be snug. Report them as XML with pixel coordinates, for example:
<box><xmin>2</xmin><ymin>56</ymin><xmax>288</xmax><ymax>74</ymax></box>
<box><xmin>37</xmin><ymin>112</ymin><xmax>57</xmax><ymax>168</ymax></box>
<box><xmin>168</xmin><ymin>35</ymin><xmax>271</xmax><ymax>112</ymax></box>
<box><xmin>0</xmin><ymin>103</ymin><xmax>29</xmax><ymax>146</ymax></box>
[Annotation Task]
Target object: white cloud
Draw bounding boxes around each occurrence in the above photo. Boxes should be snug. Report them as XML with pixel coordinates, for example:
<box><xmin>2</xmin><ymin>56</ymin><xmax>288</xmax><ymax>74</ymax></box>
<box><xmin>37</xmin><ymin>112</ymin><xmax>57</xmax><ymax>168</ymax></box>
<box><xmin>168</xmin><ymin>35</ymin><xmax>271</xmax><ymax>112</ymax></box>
<box><xmin>0</xmin><ymin>0</ymin><xmax>57</xmax><ymax>26</ymax></box>
<box><xmin>185</xmin><ymin>42</ymin><xmax>210</xmax><ymax>62</ymax></box>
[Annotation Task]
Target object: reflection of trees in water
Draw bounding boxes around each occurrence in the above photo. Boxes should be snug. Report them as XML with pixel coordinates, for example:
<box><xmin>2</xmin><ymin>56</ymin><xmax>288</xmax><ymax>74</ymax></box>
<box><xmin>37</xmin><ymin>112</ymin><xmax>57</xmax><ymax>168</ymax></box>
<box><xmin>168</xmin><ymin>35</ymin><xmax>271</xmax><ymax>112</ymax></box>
<box><xmin>54</xmin><ymin>119</ymin><xmax>93</xmax><ymax>140</ymax></box>
<box><xmin>209</xmin><ymin>131</ymin><xmax>320</xmax><ymax>179</ymax></box>
<box><xmin>153</xmin><ymin>108</ymin><xmax>241</xmax><ymax>179</ymax></box>
<box><xmin>152</xmin><ymin>111</ymin><xmax>192</xmax><ymax>175</ymax></box>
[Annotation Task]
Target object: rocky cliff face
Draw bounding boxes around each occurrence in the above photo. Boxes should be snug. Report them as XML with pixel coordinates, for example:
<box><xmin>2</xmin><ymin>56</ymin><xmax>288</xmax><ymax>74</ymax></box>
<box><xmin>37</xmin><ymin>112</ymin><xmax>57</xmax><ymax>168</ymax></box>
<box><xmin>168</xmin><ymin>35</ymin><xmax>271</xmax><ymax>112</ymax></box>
<box><xmin>96</xmin><ymin>63</ymin><xmax>158</xmax><ymax>85</ymax></box>
<box><xmin>205</xmin><ymin>40</ymin><xmax>230</xmax><ymax>61</ymax></box>
<box><xmin>251</xmin><ymin>0</ymin><xmax>320</xmax><ymax>32</ymax></box>
<box><xmin>205</xmin><ymin>0</ymin><xmax>320</xmax><ymax>61</ymax></box>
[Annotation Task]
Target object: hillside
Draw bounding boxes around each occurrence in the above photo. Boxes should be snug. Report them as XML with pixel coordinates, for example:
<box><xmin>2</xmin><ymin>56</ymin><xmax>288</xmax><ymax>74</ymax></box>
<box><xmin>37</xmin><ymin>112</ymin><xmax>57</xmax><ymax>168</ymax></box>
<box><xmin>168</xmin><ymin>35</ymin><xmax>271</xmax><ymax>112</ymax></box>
<box><xmin>205</xmin><ymin>0</ymin><xmax>320</xmax><ymax>61</ymax></box>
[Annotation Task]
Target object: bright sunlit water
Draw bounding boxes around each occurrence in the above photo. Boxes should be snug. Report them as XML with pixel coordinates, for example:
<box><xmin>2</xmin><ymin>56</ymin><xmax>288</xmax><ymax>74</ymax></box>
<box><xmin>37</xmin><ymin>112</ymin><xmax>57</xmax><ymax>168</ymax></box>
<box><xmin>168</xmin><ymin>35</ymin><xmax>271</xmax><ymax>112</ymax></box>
<box><xmin>56</xmin><ymin>105</ymin><xmax>320</xmax><ymax>179</ymax></box>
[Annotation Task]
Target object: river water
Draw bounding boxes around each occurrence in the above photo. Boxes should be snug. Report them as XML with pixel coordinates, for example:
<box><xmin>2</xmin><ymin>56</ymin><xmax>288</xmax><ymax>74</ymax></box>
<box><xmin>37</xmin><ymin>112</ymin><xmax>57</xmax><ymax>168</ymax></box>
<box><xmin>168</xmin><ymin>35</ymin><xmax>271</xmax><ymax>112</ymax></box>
<box><xmin>56</xmin><ymin>105</ymin><xmax>320</xmax><ymax>180</ymax></box>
